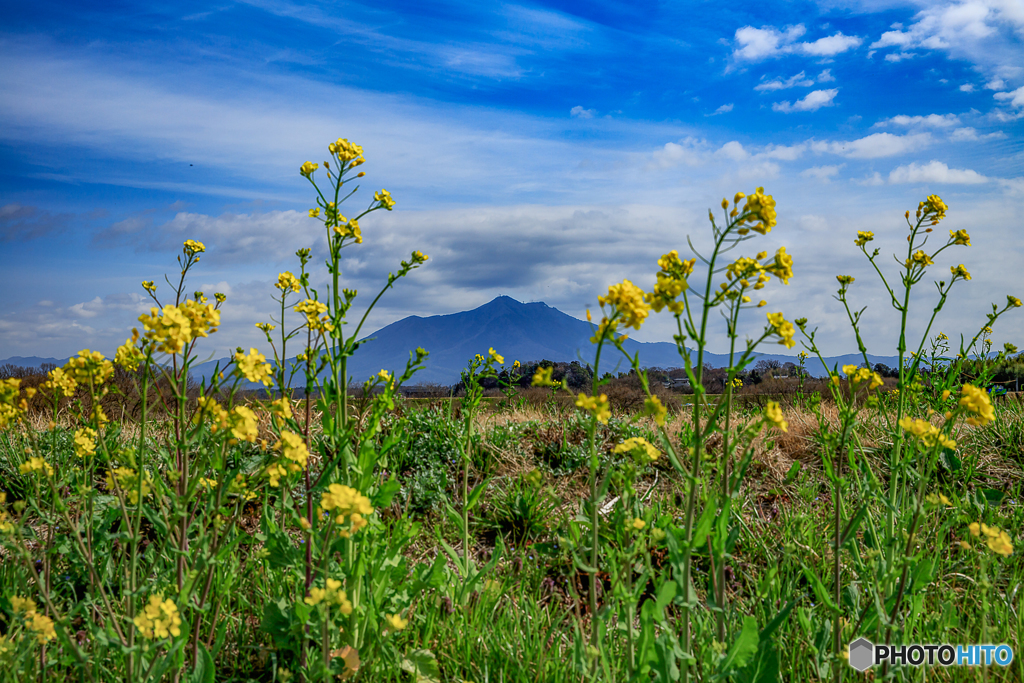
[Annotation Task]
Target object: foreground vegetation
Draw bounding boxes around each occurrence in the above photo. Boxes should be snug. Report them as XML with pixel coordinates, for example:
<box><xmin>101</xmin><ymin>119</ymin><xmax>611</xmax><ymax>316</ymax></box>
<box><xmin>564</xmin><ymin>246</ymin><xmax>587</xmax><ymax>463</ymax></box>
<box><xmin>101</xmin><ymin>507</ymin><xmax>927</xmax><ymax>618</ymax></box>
<box><xmin>0</xmin><ymin>138</ymin><xmax>1021</xmax><ymax>682</ymax></box>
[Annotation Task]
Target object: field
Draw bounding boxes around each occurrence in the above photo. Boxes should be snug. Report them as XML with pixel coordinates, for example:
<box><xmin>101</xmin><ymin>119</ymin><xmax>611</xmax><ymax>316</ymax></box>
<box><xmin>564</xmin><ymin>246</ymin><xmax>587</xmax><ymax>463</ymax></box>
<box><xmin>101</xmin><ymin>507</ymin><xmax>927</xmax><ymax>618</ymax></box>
<box><xmin>0</xmin><ymin>141</ymin><xmax>1022</xmax><ymax>682</ymax></box>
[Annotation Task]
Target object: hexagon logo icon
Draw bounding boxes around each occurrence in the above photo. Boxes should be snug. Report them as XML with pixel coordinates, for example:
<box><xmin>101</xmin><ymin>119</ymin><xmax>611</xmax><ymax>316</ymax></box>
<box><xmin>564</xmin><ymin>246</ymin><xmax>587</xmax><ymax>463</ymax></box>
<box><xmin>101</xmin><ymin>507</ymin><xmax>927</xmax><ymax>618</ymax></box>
<box><xmin>848</xmin><ymin>638</ymin><xmax>875</xmax><ymax>672</ymax></box>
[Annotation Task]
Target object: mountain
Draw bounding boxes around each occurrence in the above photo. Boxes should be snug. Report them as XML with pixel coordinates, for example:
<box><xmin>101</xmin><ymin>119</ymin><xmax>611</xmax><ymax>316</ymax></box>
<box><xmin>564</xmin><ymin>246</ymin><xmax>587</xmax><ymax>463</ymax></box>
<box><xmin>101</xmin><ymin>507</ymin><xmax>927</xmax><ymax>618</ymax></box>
<box><xmin>1</xmin><ymin>297</ymin><xmax>902</xmax><ymax>385</ymax></box>
<box><xmin>189</xmin><ymin>296</ymin><xmax>899</xmax><ymax>385</ymax></box>
<box><xmin>0</xmin><ymin>356</ymin><xmax>70</xmax><ymax>369</ymax></box>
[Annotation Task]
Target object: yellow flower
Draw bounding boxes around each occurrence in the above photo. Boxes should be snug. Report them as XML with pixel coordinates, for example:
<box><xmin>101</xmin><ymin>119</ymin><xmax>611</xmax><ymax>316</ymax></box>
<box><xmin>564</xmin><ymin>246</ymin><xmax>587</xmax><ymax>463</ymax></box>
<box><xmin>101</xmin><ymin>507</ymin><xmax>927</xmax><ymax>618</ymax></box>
<box><xmin>142</xmin><ymin>280</ymin><xmax>157</xmax><ymax>294</ymax></box>
<box><xmin>411</xmin><ymin>250</ymin><xmax>428</xmax><ymax>263</ymax></box>
<box><xmin>631</xmin><ymin>518</ymin><xmax>646</xmax><ymax>531</ymax></box>
<box><xmin>766</xmin><ymin>312</ymin><xmax>796</xmax><ymax>349</ymax></box>
<box><xmin>134</xmin><ymin>594</ymin><xmax>183</xmax><ymax>639</ymax></box>
<box><xmin>138</xmin><ymin>301</ymin><xmax>220</xmax><ymax>355</ymax></box>
<box><xmin>10</xmin><ymin>596</ymin><xmax>37</xmax><ymax>614</ymax></box>
<box><xmin>766</xmin><ymin>247</ymin><xmax>793</xmax><ymax>285</ymax></box>
<box><xmin>1007</xmin><ymin>295</ymin><xmax>1022</xmax><ymax>308</ymax></box>
<box><xmin>320</xmin><ymin>484</ymin><xmax>374</xmax><ymax>536</ymax></box>
<box><xmin>374</xmin><ymin>188</ymin><xmax>396</xmax><ymax>210</ymax></box>
<box><xmin>115</xmin><ymin>329</ymin><xmax>145</xmax><ymax>371</ymax></box>
<box><xmin>105</xmin><ymin>467</ymin><xmax>152</xmax><ymax>504</ymax></box>
<box><xmin>949</xmin><ymin>229</ymin><xmax>970</xmax><ymax>246</ymax></box>
<box><xmin>334</xmin><ymin>218</ymin><xmax>362</xmax><ymax>243</ymax></box>
<box><xmin>309</xmin><ymin>207</ymin><xmax>320</xmax><ymax>218</ymax></box>
<box><xmin>643</xmin><ymin>395</ymin><xmax>667</xmax><ymax>426</ymax></box>
<box><xmin>531</xmin><ymin>366</ymin><xmax>559</xmax><ymax>387</ymax></box>
<box><xmin>920</xmin><ymin>194</ymin><xmax>947</xmax><ymax>222</ymax></box>
<box><xmin>234</xmin><ymin>348</ymin><xmax>273</xmax><ymax>386</ymax></box>
<box><xmin>836</xmin><ymin>275</ymin><xmax>855</xmax><ymax>286</ymax></box>
<box><xmin>305</xmin><ymin>578</ymin><xmax>353</xmax><ymax>613</ymax></box>
<box><xmin>513</xmin><ymin>360</ymin><xmax>521</xmax><ymax>369</ymax></box>
<box><xmin>907</xmin><ymin>250</ymin><xmax>934</xmax><ymax>268</ymax></box>
<box><xmin>959</xmin><ymin>384</ymin><xmax>994</xmax><ymax>426</ymax></box>
<box><xmin>329</xmin><ymin>139</ymin><xmax>364</xmax><ymax>162</ymax></box>
<box><xmin>898</xmin><ymin>417</ymin><xmax>956</xmax><ymax>450</ymax></box>
<box><xmin>183</xmin><ymin>239</ymin><xmax>206</xmax><ymax>254</ymax></box>
<box><xmin>300</xmin><ymin>161</ymin><xmax>318</xmax><ymax>177</ymax></box>
<box><xmin>385</xmin><ymin>613</ymin><xmax>408</xmax><ymax>631</ymax></box>
<box><xmin>740</xmin><ymin>187</ymin><xmax>777</xmax><ymax>234</ymax></box>
<box><xmin>26</xmin><ymin>610</ymin><xmax>56</xmax><ymax>644</ymax></box>
<box><xmin>764</xmin><ymin>401</ymin><xmax>788</xmax><ymax>433</ymax></box>
<box><xmin>19</xmin><ymin>456</ymin><xmax>54</xmax><ymax>477</ymax></box>
<box><xmin>74</xmin><ymin>427</ymin><xmax>97</xmax><ymax>458</ymax></box>
<box><xmin>265</xmin><ymin>462</ymin><xmax>289</xmax><ymax>488</ymax></box>
<box><xmin>64</xmin><ymin>349</ymin><xmax>115</xmax><ymax>387</ymax></box>
<box><xmin>294</xmin><ymin>299</ymin><xmax>329</xmax><ymax>328</ymax></box>
<box><xmin>0</xmin><ymin>378</ymin><xmax>27</xmax><ymax>431</ymax></box>
<box><xmin>614</xmin><ymin>436</ymin><xmax>660</xmax><ymax>464</ymax></box>
<box><xmin>276</xmin><ymin>272</ymin><xmax>302</xmax><ymax>293</ymax></box>
<box><xmin>854</xmin><ymin>231</ymin><xmax>874</xmax><ymax>247</ymax></box>
<box><xmin>377</xmin><ymin>369</ymin><xmax>391</xmax><ymax>383</ymax></box>
<box><xmin>488</xmin><ymin>348</ymin><xmax>504</xmax><ymax>365</ymax></box>
<box><xmin>950</xmin><ymin>264</ymin><xmax>971</xmax><ymax>280</ymax></box>
<box><xmin>273</xmin><ymin>430</ymin><xmax>309</xmax><ymax>470</ymax></box>
<box><xmin>575</xmin><ymin>393</ymin><xmax>611</xmax><ymax>424</ymax></box>
<box><xmin>986</xmin><ymin>529</ymin><xmax>1013</xmax><ymax>557</ymax></box>
<box><xmin>598</xmin><ymin>279</ymin><xmax>650</xmax><ymax>330</ymax></box>
<box><xmin>228</xmin><ymin>406</ymin><xmax>259</xmax><ymax>443</ymax></box>
<box><xmin>256</xmin><ymin>322</ymin><xmax>276</xmax><ymax>334</ymax></box>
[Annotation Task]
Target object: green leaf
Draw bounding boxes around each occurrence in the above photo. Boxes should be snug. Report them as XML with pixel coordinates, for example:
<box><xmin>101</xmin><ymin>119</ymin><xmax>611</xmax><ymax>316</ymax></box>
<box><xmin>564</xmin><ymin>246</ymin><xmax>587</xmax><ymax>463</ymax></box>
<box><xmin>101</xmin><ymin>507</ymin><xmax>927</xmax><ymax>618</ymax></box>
<box><xmin>800</xmin><ymin>567</ymin><xmax>837</xmax><ymax>612</ymax></box>
<box><xmin>691</xmin><ymin>495</ymin><xmax>717</xmax><ymax>549</ymax></box>
<box><xmin>654</xmin><ymin>580</ymin><xmax>677</xmax><ymax>623</ymax></box>
<box><xmin>401</xmin><ymin>649</ymin><xmax>440</xmax><ymax>683</ymax></box>
<box><xmin>720</xmin><ymin>616</ymin><xmax>759</xmax><ymax>673</ymax></box>
<box><xmin>372</xmin><ymin>474</ymin><xmax>402</xmax><ymax>508</ymax></box>
<box><xmin>189</xmin><ymin>643</ymin><xmax>215</xmax><ymax>683</ymax></box>
<box><xmin>979</xmin><ymin>488</ymin><xmax>1005</xmax><ymax>505</ymax></box>
<box><xmin>466</xmin><ymin>480</ymin><xmax>488</xmax><ymax>511</ymax></box>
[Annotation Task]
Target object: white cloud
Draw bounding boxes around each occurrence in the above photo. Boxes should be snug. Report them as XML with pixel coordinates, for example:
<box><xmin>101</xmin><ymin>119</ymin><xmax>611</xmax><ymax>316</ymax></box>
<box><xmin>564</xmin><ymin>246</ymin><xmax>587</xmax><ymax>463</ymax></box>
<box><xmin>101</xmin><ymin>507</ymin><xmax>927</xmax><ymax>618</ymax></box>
<box><xmin>570</xmin><ymin>105</ymin><xmax>596</xmax><ymax>118</ymax></box>
<box><xmin>874</xmin><ymin>113</ymin><xmax>960</xmax><ymax>128</ymax></box>
<box><xmin>646</xmin><ymin>138</ymin><xmax>709</xmax><ymax>170</ymax></box>
<box><xmin>854</xmin><ymin>171</ymin><xmax>886</xmax><ymax>186</ymax></box>
<box><xmin>994</xmin><ymin>85</ymin><xmax>1024</xmax><ymax>107</ymax></box>
<box><xmin>949</xmin><ymin>126</ymin><xmax>1006</xmax><ymax>141</ymax></box>
<box><xmin>717</xmin><ymin>140</ymin><xmax>748</xmax><ymax>161</ymax></box>
<box><xmin>800</xmin><ymin>164</ymin><xmax>844</xmax><ymax>182</ymax></box>
<box><xmin>754</xmin><ymin>71</ymin><xmax>814</xmax><ymax>92</ymax></box>
<box><xmin>817</xmin><ymin>69</ymin><xmax>835</xmax><ymax>82</ymax></box>
<box><xmin>772</xmin><ymin>89</ymin><xmax>838</xmax><ymax>112</ymax></box>
<box><xmin>825</xmin><ymin>132</ymin><xmax>934</xmax><ymax>158</ymax></box>
<box><xmin>960</xmin><ymin>83</ymin><xmax>976</xmax><ymax>92</ymax></box>
<box><xmin>712</xmin><ymin>103</ymin><xmax>734</xmax><ymax>114</ymax></box>
<box><xmin>985</xmin><ymin>78</ymin><xmax>1006</xmax><ymax>90</ymax></box>
<box><xmin>801</xmin><ymin>32</ymin><xmax>863</xmax><ymax>56</ymax></box>
<box><xmin>733</xmin><ymin>25</ymin><xmax>861</xmax><ymax>61</ymax></box>
<box><xmin>884</xmin><ymin>52</ymin><xmax>916</xmax><ymax>62</ymax></box>
<box><xmin>888</xmin><ymin>160</ymin><xmax>988</xmax><ymax>184</ymax></box>
<box><xmin>733</xmin><ymin>24</ymin><xmax>807</xmax><ymax>60</ymax></box>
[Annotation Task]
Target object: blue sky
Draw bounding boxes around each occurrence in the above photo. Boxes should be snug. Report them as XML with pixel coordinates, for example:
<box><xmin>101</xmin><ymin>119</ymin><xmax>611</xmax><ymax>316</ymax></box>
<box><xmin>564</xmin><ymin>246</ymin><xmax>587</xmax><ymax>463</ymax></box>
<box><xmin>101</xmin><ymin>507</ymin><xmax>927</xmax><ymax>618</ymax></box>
<box><xmin>1</xmin><ymin>0</ymin><xmax>1022</xmax><ymax>362</ymax></box>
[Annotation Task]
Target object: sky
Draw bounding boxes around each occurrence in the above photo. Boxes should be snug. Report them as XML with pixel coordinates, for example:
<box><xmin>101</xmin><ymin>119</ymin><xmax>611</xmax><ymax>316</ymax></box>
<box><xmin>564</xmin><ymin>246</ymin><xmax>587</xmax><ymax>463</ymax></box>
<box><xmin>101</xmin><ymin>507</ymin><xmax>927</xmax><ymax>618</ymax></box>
<box><xmin>1</xmin><ymin>0</ymin><xmax>1023</xmax><ymax>364</ymax></box>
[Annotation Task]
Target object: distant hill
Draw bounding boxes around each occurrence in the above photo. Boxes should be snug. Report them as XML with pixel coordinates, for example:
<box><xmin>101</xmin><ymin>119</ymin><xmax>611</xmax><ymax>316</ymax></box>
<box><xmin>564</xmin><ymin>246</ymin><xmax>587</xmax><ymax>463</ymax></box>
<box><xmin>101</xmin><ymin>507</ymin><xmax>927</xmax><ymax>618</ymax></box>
<box><xmin>2</xmin><ymin>297</ymin><xmax>902</xmax><ymax>385</ymax></box>
<box><xmin>0</xmin><ymin>356</ymin><xmax>70</xmax><ymax>369</ymax></box>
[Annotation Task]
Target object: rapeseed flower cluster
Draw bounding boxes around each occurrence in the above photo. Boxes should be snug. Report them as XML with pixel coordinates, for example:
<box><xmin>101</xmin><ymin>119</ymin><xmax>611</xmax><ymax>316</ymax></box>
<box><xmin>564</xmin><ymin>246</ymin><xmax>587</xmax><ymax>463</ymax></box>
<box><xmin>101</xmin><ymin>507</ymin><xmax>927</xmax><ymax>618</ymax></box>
<box><xmin>918</xmin><ymin>195</ymin><xmax>947</xmax><ymax>223</ymax></box>
<box><xmin>305</xmin><ymin>578</ymin><xmax>354</xmax><ymax>615</ymax></box>
<box><xmin>65</xmin><ymin>349</ymin><xmax>115</xmax><ymax>388</ymax></box>
<box><xmin>575</xmin><ymin>393</ymin><xmax>611</xmax><ymax>424</ymax></box>
<box><xmin>841</xmin><ymin>365</ymin><xmax>884</xmax><ymax>390</ymax></box>
<box><xmin>385</xmin><ymin>613</ymin><xmax>409</xmax><ymax>631</ymax></box>
<box><xmin>43</xmin><ymin>367</ymin><xmax>77</xmax><ymax>398</ymax></box>
<box><xmin>646</xmin><ymin>250</ymin><xmax>695</xmax><ymax>314</ymax></box>
<box><xmin>294</xmin><ymin>299</ymin><xmax>333</xmax><ymax>332</ymax></box>
<box><xmin>114</xmin><ymin>330</ymin><xmax>145</xmax><ymax>371</ymax></box>
<box><xmin>764</xmin><ymin>401</ymin><xmax>788</xmax><ymax>433</ymax></box>
<box><xmin>1007</xmin><ymin>295</ymin><xmax>1021</xmax><ymax>308</ymax></box>
<box><xmin>74</xmin><ymin>427</ymin><xmax>97</xmax><ymax>458</ymax></box>
<box><xmin>0</xmin><ymin>378</ymin><xmax>27</xmax><ymax>431</ymax></box>
<box><xmin>907</xmin><ymin>250</ymin><xmax>934</xmax><ymax>269</ymax></box>
<box><xmin>968</xmin><ymin>522</ymin><xmax>1013</xmax><ymax>557</ymax></box>
<box><xmin>333</xmin><ymin>216</ymin><xmax>363</xmax><ymax>244</ymax></box>
<box><xmin>10</xmin><ymin>597</ymin><xmax>56</xmax><ymax>644</ymax></box>
<box><xmin>737</xmin><ymin>187</ymin><xmax>777</xmax><ymax>235</ymax></box>
<box><xmin>105</xmin><ymin>467</ymin><xmax>153</xmax><ymax>504</ymax></box>
<box><xmin>643</xmin><ymin>395</ymin><xmax>668</xmax><ymax>426</ymax></box>
<box><xmin>950</xmin><ymin>264</ymin><xmax>971</xmax><ymax>280</ymax></box>
<box><xmin>134</xmin><ymin>594</ymin><xmax>183</xmax><ymax>639</ymax></box>
<box><xmin>375</xmin><ymin>189</ymin><xmax>396</xmax><ymax>210</ymax></box>
<box><xmin>854</xmin><ymin>231</ymin><xmax>874</xmax><ymax>247</ymax></box>
<box><xmin>234</xmin><ymin>348</ymin><xmax>273</xmax><ymax>386</ymax></box>
<box><xmin>766</xmin><ymin>312</ymin><xmax>796</xmax><ymax>349</ymax></box>
<box><xmin>488</xmin><ymin>347</ymin><xmax>504</xmax><ymax>364</ymax></box>
<box><xmin>320</xmin><ymin>484</ymin><xmax>374</xmax><ymax>537</ymax></box>
<box><xmin>265</xmin><ymin>431</ymin><xmax>309</xmax><ymax>486</ymax></box>
<box><xmin>898</xmin><ymin>417</ymin><xmax>956</xmax><ymax>450</ymax></box>
<box><xmin>138</xmin><ymin>300</ymin><xmax>220</xmax><ymax>354</ymax></box>
<box><xmin>959</xmin><ymin>384</ymin><xmax>995</xmax><ymax>426</ymax></box>
<box><xmin>597</xmin><ymin>280</ymin><xmax>650</xmax><ymax>332</ymax></box>
<box><xmin>613</xmin><ymin>437</ymin><xmax>660</xmax><ymax>464</ymax></box>
<box><xmin>531</xmin><ymin>366</ymin><xmax>560</xmax><ymax>388</ymax></box>
<box><xmin>836</xmin><ymin>275</ymin><xmax>855</xmax><ymax>286</ymax></box>
<box><xmin>0</xmin><ymin>492</ymin><xmax>13</xmax><ymax>534</ymax></box>
<box><xmin>183</xmin><ymin>239</ymin><xmax>206</xmax><ymax>255</ymax></box>
<box><xmin>277</xmin><ymin>272</ymin><xmax>302</xmax><ymax>293</ymax></box>
<box><xmin>949</xmin><ymin>229</ymin><xmax>971</xmax><ymax>246</ymax></box>
<box><xmin>329</xmin><ymin>138</ymin><xmax>364</xmax><ymax>164</ymax></box>
<box><xmin>195</xmin><ymin>398</ymin><xmax>258</xmax><ymax>443</ymax></box>
<box><xmin>19</xmin><ymin>457</ymin><xmax>54</xmax><ymax>477</ymax></box>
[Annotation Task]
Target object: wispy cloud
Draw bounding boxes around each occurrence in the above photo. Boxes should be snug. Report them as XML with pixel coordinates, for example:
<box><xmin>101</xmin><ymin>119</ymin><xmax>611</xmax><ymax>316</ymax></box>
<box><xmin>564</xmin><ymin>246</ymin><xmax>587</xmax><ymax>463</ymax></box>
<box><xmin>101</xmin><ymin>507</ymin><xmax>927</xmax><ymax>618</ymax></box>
<box><xmin>733</xmin><ymin>24</ymin><xmax>861</xmax><ymax>61</ymax></box>
<box><xmin>888</xmin><ymin>160</ymin><xmax>988</xmax><ymax>184</ymax></box>
<box><xmin>772</xmin><ymin>89</ymin><xmax>838</xmax><ymax>112</ymax></box>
